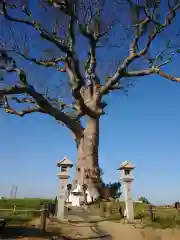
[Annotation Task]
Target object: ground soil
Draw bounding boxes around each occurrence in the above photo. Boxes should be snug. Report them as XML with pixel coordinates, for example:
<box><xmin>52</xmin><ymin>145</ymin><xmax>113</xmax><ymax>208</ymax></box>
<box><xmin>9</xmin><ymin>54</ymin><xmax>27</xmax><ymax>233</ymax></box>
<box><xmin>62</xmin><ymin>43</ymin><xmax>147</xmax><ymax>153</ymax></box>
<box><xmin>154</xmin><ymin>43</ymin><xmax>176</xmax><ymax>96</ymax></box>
<box><xmin>98</xmin><ymin>221</ymin><xmax>180</xmax><ymax>240</ymax></box>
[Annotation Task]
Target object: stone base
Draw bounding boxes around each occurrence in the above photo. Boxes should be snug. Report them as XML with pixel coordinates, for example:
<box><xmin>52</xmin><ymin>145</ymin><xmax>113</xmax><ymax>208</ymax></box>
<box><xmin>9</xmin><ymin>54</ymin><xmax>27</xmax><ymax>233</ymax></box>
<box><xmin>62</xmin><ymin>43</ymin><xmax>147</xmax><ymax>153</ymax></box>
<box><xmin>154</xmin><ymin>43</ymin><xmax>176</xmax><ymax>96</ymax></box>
<box><xmin>122</xmin><ymin>219</ymin><xmax>135</xmax><ymax>224</ymax></box>
<box><xmin>56</xmin><ymin>197</ymin><xmax>65</xmax><ymax>221</ymax></box>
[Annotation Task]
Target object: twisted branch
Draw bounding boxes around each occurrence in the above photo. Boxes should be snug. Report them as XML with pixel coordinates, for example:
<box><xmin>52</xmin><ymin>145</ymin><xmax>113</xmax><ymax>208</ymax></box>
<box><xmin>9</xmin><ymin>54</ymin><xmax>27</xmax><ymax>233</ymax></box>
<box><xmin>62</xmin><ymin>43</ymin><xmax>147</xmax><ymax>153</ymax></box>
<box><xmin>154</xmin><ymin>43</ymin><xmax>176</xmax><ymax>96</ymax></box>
<box><xmin>0</xmin><ymin>67</ymin><xmax>83</xmax><ymax>136</ymax></box>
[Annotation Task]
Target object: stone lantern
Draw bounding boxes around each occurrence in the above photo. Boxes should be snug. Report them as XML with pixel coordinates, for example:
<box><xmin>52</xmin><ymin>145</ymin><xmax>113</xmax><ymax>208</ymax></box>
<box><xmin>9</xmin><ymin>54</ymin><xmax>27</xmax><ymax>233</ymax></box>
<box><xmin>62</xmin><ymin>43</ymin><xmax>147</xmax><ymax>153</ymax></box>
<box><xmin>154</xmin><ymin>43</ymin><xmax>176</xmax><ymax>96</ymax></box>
<box><xmin>118</xmin><ymin>160</ymin><xmax>135</xmax><ymax>222</ymax></box>
<box><xmin>56</xmin><ymin>156</ymin><xmax>73</xmax><ymax>220</ymax></box>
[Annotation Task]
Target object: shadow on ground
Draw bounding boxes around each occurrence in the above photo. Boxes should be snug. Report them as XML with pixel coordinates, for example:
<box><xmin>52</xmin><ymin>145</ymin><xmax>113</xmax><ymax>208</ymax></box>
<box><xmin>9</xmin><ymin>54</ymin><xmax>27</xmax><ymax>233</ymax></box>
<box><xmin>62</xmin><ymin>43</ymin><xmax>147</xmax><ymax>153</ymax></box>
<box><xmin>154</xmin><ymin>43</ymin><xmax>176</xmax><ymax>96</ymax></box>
<box><xmin>1</xmin><ymin>225</ymin><xmax>112</xmax><ymax>239</ymax></box>
<box><xmin>0</xmin><ymin>225</ymin><xmax>61</xmax><ymax>239</ymax></box>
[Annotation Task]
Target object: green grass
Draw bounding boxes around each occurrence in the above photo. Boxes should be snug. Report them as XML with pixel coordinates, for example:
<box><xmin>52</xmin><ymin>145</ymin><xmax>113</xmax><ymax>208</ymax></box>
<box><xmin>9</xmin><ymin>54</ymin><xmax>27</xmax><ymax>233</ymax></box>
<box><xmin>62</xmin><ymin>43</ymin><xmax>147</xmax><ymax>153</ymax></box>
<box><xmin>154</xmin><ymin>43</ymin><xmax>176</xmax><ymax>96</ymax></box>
<box><xmin>4</xmin><ymin>215</ymin><xmax>34</xmax><ymax>225</ymax></box>
<box><xmin>0</xmin><ymin>197</ymin><xmax>51</xmax><ymax>210</ymax></box>
<box><xmin>0</xmin><ymin>197</ymin><xmax>52</xmax><ymax>224</ymax></box>
<box><xmin>88</xmin><ymin>201</ymin><xmax>180</xmax><ymax>229</ymax></box>
<box><xmin>1</xmin><ymin>198</ymin><xmax>179</xmax><ymax>229</ymax></box>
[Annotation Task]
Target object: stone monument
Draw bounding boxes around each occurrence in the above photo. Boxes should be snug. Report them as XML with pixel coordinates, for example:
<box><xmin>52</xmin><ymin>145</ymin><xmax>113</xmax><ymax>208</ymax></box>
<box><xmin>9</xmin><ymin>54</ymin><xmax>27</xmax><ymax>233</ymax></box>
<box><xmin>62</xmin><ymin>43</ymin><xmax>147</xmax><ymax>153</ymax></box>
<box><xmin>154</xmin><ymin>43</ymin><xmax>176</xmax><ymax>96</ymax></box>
<box><xmin>56</xmin><ymin>156</ymin><xmax>73</xmax><ymax>220</ymax></box>
<box><xmin>118</xmin><ymin>160</ymin><xmax>135</xmax><ymax>222</ymax></box>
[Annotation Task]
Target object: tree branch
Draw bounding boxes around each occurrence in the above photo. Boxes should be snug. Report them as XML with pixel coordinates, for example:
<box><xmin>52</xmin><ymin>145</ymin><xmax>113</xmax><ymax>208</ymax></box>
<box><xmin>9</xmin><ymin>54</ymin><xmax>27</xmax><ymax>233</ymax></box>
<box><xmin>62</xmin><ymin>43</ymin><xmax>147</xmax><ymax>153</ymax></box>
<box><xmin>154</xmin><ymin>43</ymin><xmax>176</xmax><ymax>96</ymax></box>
<box><xmin>10</xmin><ymin>95</ymin><xmax>82</xmax><ymax>120</ymax></box>
<box><xmin>68</xmin><ymin>9</ymin><xmax>83</xmax><ymax>84</ymax></box>
<box><xmin>10</xmin><ymin>96</ymin><xmax>36</xmax><ymax>104</ymax></box>
<box><xmin>99</xmin><ymin>1</ymin><xmax>180</xmax><ymax>96</ymax></box>
<box><xmin>157</xmin><ymin>69</ymin><xmax>180</xmax><ymax>83</ymax></box>
<box><xmin>0</xmin><ymin>2</ymin><xmax>103</xmax><ymax>118</ymax></box>
<box><xmin>1</xmin><ymin>2</ymin><xmax>69</xmax><ymax>53</ymax></box>
<box><xmin>78</xmin><ymin>17</ymin><xmax>100</xmax><ymax>86</ymax></box>
<box><xmin>0</xmin><ymin>85</ymin><xmax>28</xmax><ymax>95</ymax></box>
<box><xmin>0</xmin><ymin>67</ymin><xmax>83</xmax><ymax>137</ymax></box>
<box><xmin>126</xmin><ymin>68</ymin><xmax>180</xmax><ymax>83</ymax></box>
<box><xmin>1</xmin><ymin>1</ymin><xmax>84</xmax><ymax>86</ymax></box>
<box><xmin>3</xmin><ymin>96</ymin><xmax>44</xmax><ymax>117</ymax></box>
<box><xmin>13</xmin><ymin>51</ymin><xmax>66</xmax><ymax>72</ymax></box>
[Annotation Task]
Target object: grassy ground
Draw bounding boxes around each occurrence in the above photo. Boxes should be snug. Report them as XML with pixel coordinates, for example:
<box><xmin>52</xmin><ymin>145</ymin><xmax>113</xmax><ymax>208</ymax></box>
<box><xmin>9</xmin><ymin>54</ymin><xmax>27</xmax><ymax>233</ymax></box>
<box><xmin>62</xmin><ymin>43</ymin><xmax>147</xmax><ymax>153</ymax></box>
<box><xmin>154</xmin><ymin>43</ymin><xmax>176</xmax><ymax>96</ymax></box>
<box><xmin>0</xmin><ymin>198</ymin><xmax>179</xmax><ymax>229</ymax></box>
<box><xmin>1</xmin><ymin>198</ymin><xmax>180</xmax><ymax>239</ymax></box>
<box><xmin>0</xmin><ymin>197</ymin><xmax>52</xmax><ymax>224</ymax></box>
<box><xmin>88</xmin><ymin>201</ymin><xmax>180</xmax><ymax>229</ymax></box>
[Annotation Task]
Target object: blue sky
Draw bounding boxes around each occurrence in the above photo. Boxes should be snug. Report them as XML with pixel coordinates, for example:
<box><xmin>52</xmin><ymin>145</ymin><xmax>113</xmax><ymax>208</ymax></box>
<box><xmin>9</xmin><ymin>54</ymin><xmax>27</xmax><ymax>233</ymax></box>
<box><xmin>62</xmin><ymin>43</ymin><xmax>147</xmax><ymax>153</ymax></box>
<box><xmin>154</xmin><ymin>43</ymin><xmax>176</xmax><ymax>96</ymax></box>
<box><xmin>1</xmin><ymin>1</ymin><xmax>180</xmax><ymax>205</ymax></box>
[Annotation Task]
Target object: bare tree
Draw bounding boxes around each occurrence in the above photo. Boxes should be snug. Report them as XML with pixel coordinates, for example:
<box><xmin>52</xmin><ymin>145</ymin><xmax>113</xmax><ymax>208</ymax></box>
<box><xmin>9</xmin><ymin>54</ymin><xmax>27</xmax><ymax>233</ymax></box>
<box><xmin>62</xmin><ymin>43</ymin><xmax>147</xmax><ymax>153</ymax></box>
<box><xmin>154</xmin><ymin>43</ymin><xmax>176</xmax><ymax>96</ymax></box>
<box><xmin>0</xmin><ymin>0</ymin><xmax>180</xmax><ymax>199</ymax></box>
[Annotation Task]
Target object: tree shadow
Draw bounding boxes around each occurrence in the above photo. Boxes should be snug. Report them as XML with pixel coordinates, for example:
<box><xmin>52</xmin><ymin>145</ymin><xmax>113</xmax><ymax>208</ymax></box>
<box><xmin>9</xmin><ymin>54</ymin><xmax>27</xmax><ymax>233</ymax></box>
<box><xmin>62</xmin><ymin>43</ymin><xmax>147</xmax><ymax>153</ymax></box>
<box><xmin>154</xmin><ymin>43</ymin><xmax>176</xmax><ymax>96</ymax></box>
<box><xmin>0</xmin><ymin>225</ymin><xmax>61</xmax><ymax>239</ymax></box>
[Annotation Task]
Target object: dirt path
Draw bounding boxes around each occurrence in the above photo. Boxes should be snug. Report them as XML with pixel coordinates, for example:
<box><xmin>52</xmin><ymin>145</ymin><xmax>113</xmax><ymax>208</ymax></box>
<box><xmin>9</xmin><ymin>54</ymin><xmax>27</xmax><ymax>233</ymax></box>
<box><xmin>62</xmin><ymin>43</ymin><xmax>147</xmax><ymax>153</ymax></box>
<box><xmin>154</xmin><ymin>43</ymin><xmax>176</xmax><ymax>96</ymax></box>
<box><xmin>98</xmin><ymin>221</ymin><xmax>180</xmax><ymax>240</ymax></box>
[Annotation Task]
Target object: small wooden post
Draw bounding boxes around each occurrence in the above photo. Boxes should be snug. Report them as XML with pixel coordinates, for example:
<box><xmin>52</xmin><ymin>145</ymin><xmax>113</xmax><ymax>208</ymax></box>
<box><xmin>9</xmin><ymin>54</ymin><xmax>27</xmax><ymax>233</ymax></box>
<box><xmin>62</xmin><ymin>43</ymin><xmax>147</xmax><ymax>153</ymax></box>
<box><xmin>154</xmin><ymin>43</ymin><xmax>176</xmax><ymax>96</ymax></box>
<box><xmin>13</xmin><ymin>204</ymin><xmax>16</xmax><ymax>215</ymax></box>
<box><xmin>40</xmin><ymin>205</ymin><xmax>47</xmax><ymax>232</ymax></box>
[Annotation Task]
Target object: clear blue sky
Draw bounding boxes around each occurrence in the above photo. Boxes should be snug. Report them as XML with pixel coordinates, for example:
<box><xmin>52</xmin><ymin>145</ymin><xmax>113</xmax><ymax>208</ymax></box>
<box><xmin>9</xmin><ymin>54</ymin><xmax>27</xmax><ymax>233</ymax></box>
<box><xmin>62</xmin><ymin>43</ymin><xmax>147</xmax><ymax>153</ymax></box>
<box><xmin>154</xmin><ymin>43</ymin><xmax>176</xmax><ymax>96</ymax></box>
<box><xmin>1</xmin><ymin>2</ymin><xmax>180</xmax><ymax>205</ymax></box>
<box><xmin>1</xmin><ymin>74</ymin><xmax>180</xmax><ymax>204</ymax></box>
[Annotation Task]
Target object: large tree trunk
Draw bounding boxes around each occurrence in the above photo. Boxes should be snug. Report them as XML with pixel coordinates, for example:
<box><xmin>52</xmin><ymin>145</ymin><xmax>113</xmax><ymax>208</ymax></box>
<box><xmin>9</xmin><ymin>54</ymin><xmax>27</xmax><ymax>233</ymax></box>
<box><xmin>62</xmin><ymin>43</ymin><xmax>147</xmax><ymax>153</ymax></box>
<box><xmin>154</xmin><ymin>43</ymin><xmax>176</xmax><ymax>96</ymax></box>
<box><xmin>73</xmin><ymin>116</ymin><xmax>100</xmax><ymax>199</ymax></box>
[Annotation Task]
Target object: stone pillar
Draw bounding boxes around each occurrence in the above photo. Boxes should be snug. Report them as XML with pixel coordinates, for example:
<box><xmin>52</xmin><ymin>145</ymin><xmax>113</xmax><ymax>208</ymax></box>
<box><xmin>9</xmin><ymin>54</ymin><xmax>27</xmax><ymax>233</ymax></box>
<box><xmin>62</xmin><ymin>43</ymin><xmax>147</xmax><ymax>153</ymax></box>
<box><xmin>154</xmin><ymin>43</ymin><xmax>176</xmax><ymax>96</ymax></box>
<box><xmin>123</xmin><ymin>181</ymin><xmax>134</xmax><ymax>221</ymax></box>
<box><xmin>57</xmin><ymin>175</ymin><xmax>67</xmax><ymax>221</ymax></box>
<box><xmin>118</xmin><ymin>160</ymin><xmax>135</xmax><ymax>222</ymax></box>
